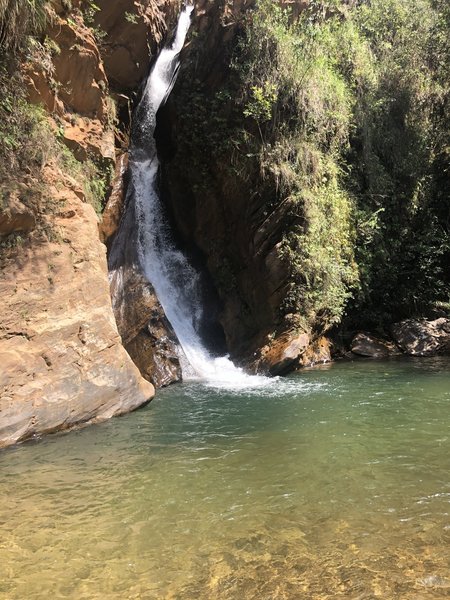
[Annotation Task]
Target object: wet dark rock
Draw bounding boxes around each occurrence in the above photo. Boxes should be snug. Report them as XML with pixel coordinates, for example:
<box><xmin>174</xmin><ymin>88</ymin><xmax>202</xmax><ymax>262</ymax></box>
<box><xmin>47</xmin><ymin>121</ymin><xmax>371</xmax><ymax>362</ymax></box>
<box><xmin>351</xmin><ymin>332</ymin><xmax>401</xmax><ymax>358</ymax></box>
<box><xmin>109</xmin><ymin>265</ymin><xmax>182</xmax><ymax>388</ymax></box>
<box><xmin>392</xmin><ymin>318</ymin><xmax>450</xmax><ymax>356</ymax></box>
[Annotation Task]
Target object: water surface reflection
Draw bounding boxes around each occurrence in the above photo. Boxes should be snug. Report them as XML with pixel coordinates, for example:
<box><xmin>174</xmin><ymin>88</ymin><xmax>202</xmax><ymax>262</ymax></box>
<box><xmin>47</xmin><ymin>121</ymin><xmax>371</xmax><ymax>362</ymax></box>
<box><xmin>1</xmin><ymin>357</ymin><xmax>449</xmax><ymax>598</ymax></box>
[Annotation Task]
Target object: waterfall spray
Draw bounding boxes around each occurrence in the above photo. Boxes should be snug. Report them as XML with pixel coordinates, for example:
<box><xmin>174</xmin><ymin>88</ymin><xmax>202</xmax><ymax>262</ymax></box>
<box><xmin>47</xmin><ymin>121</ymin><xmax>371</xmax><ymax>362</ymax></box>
<box><xmin>128</xmin><ymin>5</ymin><xmax>268</xmax><ymax>388</ymax></box>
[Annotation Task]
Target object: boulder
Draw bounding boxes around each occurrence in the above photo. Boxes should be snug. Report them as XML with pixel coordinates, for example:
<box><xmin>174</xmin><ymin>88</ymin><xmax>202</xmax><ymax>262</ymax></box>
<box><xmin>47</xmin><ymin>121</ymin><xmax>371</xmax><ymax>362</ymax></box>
<box><xmin>255</xmin><ymin>330</ymin><xmax>310</xmax><ymax>375</ymax></box>
<box><xmin>254</xmin><ymin>330</ymin><xmax>333</xmax><ymax>374</ymax></box>
<box><xmin>351</xmin><ymin>332</ymin><xmax>401</xmax><ymax>358</ymax></box>
<box><xmin>391</xmin><ymin>318</ymin><xmax>450</xmax><ymax>356</ymax></box>
<box><xmin>109</xmin><ymin>264</ymin><xmax>183</xmax><ymax>388</ymax></box>
<box><xmin>299</xmin><ymin>336</ymin><xmax>332</xmax><ymax>367</ymax></box>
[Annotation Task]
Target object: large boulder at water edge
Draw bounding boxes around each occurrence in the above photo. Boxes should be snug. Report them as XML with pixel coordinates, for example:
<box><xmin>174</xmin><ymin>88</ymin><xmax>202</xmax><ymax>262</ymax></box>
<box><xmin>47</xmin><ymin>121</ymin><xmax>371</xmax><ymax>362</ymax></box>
<box><xmin>351</xmin><ymin>332</ymin><xmax>401</xmax><ymax>358</ymax></box>
<box><xmin>391</xmin><ymin>318</ymin><xmax>450</xmax><ymax>356</ymax></box>
<box><xmin>252</xmin><ymin>330</ymin><xmax>331</xmax><ymax>374</ymax></box>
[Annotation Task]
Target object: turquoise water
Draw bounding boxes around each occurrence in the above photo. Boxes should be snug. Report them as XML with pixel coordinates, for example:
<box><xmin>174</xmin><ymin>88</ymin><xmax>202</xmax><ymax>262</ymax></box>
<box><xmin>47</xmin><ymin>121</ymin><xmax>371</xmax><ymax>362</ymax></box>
<box><xmin>1</xmin><ymin>358</ymin><xmax>449</xmax><ymax>599</ymax></box>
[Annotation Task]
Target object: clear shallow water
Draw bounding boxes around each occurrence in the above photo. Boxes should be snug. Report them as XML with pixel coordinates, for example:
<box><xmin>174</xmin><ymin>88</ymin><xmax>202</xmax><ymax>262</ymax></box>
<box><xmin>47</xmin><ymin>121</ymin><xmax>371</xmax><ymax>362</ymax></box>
<box><xmin>1</xmin><ymin>358</ymin><xmax>450</xmax><ymax>599</ymax></box>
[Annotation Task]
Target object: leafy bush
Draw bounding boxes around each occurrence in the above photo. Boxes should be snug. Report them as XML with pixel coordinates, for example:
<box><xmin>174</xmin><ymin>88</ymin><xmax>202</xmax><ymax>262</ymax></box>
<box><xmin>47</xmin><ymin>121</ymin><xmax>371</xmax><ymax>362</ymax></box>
<box><xmin>238</xmin><ymin>0</ymin><xmax>449</xmax><ymax>328</ymax></box>
<box><xmin>0</xmin><ymin>0</ymin><xmax>47</xmax><ymax>52</ymax></box>
<box><xmin>230</xmin><ymin>0</ymin><xmax>362</xmax><ymax>328</ymax></box>
<box><xmin>347</xmin><ymin>0</ymin><xmax>450</xmax><ymax>324</ymax></box>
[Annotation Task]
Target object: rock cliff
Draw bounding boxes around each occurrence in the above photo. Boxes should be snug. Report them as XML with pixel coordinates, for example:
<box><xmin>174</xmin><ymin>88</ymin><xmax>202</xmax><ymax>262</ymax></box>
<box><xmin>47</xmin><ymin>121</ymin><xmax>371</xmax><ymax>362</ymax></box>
<box><xmin>0</xmin><ymin>161</ymin><xmax>154</xmax><ymax>448</ymax></box>
<box><xmin>0</xmin><ymin>0</ymin><xmax>183</xmax><ymax>447</ymax></box>
<box><xmin>162</xmin><ymin>0</ymin><xmax>332</xmax><ymax>373</ymax></box>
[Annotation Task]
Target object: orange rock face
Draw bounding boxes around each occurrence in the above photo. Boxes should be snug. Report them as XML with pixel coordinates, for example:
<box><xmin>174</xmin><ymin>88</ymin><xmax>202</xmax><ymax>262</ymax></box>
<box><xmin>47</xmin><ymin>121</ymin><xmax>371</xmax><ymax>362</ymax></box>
<box><xmin>0</xmin><ymin>195</ymin><xmax>36</xmax><ymax>238</ymax></box>
<box><xmin>49</xmin><ymin>15</ymin><xmax>108</xmax><ymax>119</ymax></box>
<box><xmin>93</xmin><ymin>0</ymin><xmax>180</xmax><ymax>91</ymax></box>
<box><xmin>0</xmin><ymin>0</ymin><xmax>182</xmax><ymax>447</ymax></box>
<box><xmin>0</xmin><ymin>163</ymin><xmax>154</xmax><ymax>449</ymax></box>
<box><xmin>62</xmin><ymin>118</ymin><xmax>115</xmax><ymax>163</ymax></box>
<box><xmin>351</xmin><ymin>332</ymin><xmax>401</xmax><ymax>358</ymax></box>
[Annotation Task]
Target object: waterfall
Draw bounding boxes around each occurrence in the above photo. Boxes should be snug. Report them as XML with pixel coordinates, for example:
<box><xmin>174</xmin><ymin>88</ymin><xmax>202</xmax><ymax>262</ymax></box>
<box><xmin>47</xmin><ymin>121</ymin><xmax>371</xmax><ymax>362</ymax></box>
<box><xmin>128</xmin><ymin>5</ymin><xmax>268</xmax><ymax>387</ymax></box>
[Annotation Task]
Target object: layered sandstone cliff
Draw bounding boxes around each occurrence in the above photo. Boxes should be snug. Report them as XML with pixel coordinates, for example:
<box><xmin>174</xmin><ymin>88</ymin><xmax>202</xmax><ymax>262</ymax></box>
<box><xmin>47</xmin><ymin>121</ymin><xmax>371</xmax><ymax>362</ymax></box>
<box><xmin>0</xmin><ymin>162</ymin><xmax>154</xmax><ymax>448</ymax></box>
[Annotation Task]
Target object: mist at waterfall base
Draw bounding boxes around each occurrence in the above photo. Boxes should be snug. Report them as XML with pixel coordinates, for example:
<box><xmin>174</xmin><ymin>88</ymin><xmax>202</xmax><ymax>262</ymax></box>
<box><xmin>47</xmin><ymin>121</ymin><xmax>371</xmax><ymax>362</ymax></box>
<box><xmin>129</xmin><ymin>6</ymin><xmax>269</xmax><ymax>388</ymax></box>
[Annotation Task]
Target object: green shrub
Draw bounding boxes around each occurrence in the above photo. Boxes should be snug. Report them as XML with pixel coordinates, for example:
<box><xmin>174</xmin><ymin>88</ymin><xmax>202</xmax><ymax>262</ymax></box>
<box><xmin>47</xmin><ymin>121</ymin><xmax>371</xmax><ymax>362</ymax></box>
<box><xmin>0</xmin><ymin>0</ymin><xmax>47</xmax><ymax>52</ymax></box>
<box><xmin>231</xmin><ymin>0</ymin><xmax>361</xmax><ymax>327</ymax></box>
<box><xmin>347</xmin><ymin>0</ymin><xmax>450</xmax><ymax>324</ymax></box>
<box><xmin>243</xmin><ymin>0</ymin><xmax>449</xmax><ymax>328</ymax></box>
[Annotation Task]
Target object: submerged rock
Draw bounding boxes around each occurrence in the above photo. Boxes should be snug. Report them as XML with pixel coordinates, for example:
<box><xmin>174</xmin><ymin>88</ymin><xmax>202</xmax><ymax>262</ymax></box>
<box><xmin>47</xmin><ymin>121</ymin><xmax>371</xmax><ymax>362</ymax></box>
<box><xmin>419</xmin><ymin>575</ymin><xmax>450</xmax><ymax>589</ymax></box>
<box><xmin>392</xmin><ymin>318</ymin><xmax>450</xmax><ymax>356</ymax></box>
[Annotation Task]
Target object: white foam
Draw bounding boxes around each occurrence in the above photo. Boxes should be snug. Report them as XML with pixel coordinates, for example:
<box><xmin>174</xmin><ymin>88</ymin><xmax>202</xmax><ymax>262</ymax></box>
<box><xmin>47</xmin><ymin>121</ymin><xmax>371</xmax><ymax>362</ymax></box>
<box><xmin>131</xmin><ymin>6</ymin><xmax>270</xmax><ymax>388</ymax></box>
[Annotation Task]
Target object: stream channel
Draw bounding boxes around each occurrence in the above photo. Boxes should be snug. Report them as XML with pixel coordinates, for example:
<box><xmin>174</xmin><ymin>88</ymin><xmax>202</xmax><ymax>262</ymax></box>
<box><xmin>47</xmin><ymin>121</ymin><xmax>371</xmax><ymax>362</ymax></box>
<box><xmin>1</xmin><ymin>357</ymin><xmax>449</xmax><ymax>599</ymax></box>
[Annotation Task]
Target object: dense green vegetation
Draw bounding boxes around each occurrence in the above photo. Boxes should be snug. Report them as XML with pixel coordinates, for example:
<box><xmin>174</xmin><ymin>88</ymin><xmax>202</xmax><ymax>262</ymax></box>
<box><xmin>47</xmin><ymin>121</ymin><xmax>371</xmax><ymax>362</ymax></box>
<box><xmin>237</xmin><ymin>0</ymin><xmax>361</xmax><ymax>329</ymax></box>
<box><xmin>176</xmin><ymin>0</ymin><xmax>449</xmax><ymax>332</ymax></box>
<box><xmin>0</xmin><ymin>0</ymin><xmax>47</xmax><ymax>51</ymax></box>
<box><xmin>0</xmin><ymin>0</ymin><xmax>111</xmax><ymax>247</ymax></box>
<box><xmin>348</xmin><ymin>0</ymin><xmax>450</xmax><ymax>325</ymax></box>
<box><xmin>242</xmin><ymin>0</ymin><xmax>450</xmax><ymax>327</ymax></box>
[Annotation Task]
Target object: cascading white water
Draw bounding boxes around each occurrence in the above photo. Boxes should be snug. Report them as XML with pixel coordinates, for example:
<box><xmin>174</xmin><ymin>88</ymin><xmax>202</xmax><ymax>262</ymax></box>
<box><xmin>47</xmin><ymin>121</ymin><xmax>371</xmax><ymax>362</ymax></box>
<box><xmin>130</xmin><ymin>5</ymin><xmax>269</xmax><ymax>388</ymax></box>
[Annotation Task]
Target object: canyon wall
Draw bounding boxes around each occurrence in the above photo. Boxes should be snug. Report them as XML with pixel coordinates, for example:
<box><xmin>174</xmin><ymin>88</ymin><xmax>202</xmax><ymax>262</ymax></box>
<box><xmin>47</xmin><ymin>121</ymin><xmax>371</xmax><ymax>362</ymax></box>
<box><xmin>162</xmin><ymin>0</ymin><xmax>332</xmax><ymax>374</ymax></box>
<box><xmin>1</xmin><ymin>0</ymin><xmax>448</xmax><ymax>446</ymax></box>
<box><xmin>0</xmin><ymin>0</ymin><xmax>183</xmax><ymax>447</ymax></box>
<box><xmin>160</xmin><ymin>0</ymin><xmax>449</xmax><ymax>372</ymax></box>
